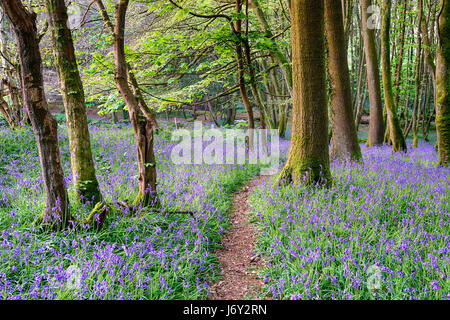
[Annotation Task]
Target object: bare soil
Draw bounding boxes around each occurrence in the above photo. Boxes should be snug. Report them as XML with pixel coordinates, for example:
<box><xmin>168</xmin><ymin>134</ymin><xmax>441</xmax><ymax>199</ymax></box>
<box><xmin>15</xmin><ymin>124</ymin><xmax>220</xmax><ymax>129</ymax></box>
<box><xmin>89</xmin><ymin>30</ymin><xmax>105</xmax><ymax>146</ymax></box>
<box><xmin>209</xmin><ymin>175</ymin><xmax>269</xmax><ymax>300</ymax></box>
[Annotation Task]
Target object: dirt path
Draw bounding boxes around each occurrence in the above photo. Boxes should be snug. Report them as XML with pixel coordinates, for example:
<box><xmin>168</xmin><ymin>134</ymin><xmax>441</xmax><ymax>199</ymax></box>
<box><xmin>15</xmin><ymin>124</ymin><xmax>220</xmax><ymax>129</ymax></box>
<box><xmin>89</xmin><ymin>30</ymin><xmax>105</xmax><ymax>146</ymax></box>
<box><xmin>209</xmin><ymin>175</ymin><xmax>269</xmax><ymax>300</ymax></box>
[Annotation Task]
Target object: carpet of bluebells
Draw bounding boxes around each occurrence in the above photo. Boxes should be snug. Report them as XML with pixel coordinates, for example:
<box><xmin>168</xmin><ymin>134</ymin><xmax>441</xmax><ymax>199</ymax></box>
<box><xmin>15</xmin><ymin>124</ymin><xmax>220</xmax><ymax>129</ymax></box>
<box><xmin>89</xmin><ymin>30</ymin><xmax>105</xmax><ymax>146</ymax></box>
<box><xmin>0</xmin><ymin>123</ymin><xmax>259</xmax><ymax>299</ymax></box>
<box><xmin>250</xmin><ymin>142</ymin><xmax>450</xmax><ymax>300</ymax></box>
<box><xmin>1</xmin><ymin>120</ymin><xmax>449</xmax><ymax>300</ymax></box>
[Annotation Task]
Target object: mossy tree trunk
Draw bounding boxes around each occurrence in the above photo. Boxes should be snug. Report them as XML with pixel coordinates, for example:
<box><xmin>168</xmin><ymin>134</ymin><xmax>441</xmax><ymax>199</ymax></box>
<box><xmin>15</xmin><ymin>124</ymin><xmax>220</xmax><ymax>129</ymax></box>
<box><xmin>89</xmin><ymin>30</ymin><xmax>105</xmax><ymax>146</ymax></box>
<box><xmin>325</xmin><ymin>0</ymin><xmax>362</xmax><ymax>161</ymax></box>
<box><xmin>45</xmin><ymin>0</ymin><xmax>102</xmax><ymax>203</ymax></box>
<box><xmin>114</xmin><ymin>0</ymin><xmax>158</xmax><ymax>206</ymax></box>
<box><xmin>436</xmin><ymin>0</ymin><xmax>450</xmax><ymax>165</ymax></box>
<box><xmin>380</xmin><ymin>0</ymin><xmax>407</xmax><ymax>152</ymax></box>
<box><xmin>361</xmin><ymin>0</ymin><xmax>384</xmax><ymax>146</ymax></box>
<box><xmin>1</xmin><ymin>0</ymin><xmax>70</xmax><ymax>228</ymax></box>
<box><xmin>278</xmin><ymin>0</ymin><xmax>330</xmax><ymax>185</ymax></box>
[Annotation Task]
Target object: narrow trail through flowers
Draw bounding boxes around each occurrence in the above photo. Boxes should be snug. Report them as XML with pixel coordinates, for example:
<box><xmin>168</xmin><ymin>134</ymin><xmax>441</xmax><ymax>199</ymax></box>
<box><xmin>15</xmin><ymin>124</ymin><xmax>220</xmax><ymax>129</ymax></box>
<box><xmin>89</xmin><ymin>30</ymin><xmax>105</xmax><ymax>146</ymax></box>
<box><xmin>209</xmin><ymin>174</ymin><xmax>269</xmax><ymax>300</ymax></box>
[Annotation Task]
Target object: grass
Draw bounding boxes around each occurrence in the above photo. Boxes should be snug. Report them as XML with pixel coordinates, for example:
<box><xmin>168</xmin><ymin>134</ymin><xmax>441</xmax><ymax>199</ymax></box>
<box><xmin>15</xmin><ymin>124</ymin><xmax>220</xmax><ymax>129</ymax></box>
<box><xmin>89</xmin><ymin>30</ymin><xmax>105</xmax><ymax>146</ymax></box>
<box><xmin>250</xmin><ymin>142</ymin><xmax>449</xmax><ymax>300</ymax></box>
<box><xmin>0</xmin><ymin>119</ymin><xmax>448</xmax><ymax>300</ymax></box>
<box><xmin>0</xmin><ymin>123</ymin><xmax>260</xmax><ymax>299</ymax></box>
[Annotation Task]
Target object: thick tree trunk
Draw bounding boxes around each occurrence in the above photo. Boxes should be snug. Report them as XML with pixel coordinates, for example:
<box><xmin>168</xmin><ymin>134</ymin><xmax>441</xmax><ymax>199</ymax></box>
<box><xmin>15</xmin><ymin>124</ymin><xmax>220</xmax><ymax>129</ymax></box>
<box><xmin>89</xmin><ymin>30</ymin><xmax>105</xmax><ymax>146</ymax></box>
<box><xmin>325</xmin><ymin>0</ymin><xmax>362</xmax><ymax>161</ymax></box>
<box><xmin>114</xmin><ymin>0</ymin><xmax>158</xmax><ymax>206</ymax></box>
<box><xmin>45</xmin><ymin>0</ymin><xmax>102</xmax><ymax>203</ymax></box>
<box><xmin>278</xmin><ymin>0</ymin><xmax>330</xmax><ymax>185</ymax></box>
<box><xmin>1</xmin><ymin>0</ymin><xmax>69</xmax><ymax>228</ymax></box>
<box><xmin>361</xmin><ymin>0</ymin><xmax>384</xmax><ymax>146</ymax></box>
<box><xmin>436</xmin><ymin>0</ymin><xmax>450</xmax><ymax>165</ymax></box>
<box><xmin>381</xmin><ymin>0</ymin><xmax>407</xmax><ymax>152</ymax></box>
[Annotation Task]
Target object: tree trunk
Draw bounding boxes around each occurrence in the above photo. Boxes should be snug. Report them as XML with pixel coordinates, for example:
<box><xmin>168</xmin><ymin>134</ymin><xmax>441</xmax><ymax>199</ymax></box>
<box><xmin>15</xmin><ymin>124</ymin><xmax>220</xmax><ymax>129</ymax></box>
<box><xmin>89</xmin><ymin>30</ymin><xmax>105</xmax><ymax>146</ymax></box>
<box><xmin>1</xmin><ymin>0</ymin><xmax>69</xmax><ymax>228</ymax></box>
<box><xmin>45</xmin><ymin>0</ymin><xmax>102</xmax><ymax>203</ymax></box>
<box><xmin>381</xmin><ymin>0</ymin><xmax>407</xmax><ymax>152</ymax></box>
<box><xmin>250</xmin><ymin>0</ymin><xmax>292</xmax><ymax>95</ymax></box>
<box><xmin>114</xmin><ymin>0</ymin><xmax>158</xmax><ymax>206</ymax></box>
<box><xmin>325</xmin><ymin>0</ymin><xmax>362</xmax><ymax>161</ymax></box>
<box><xmin>405</xmin><ymin>23</ymin><xmax>423</xmax><ymax>141</ymax></box>
<box><xmin>235</xmin><ymin>0</ymin><xmax>255</xmax><ymax>131</ymax></box>
<box><xmin>0</xmin><ymin>15</ymin><xmax>23</xmax><ymax>128</ymax></box>
<box><xmin>394</xmin><ymin>0</ymin><xmax>407</xmax><ymax>107</ymax></box>
<box><xmin>419</xmin><ymin>0</ymin><xmax>436</xmax><ymax>83</ymax></box>
<box><xmin>278</xmin><ymin>0</ymin><xmax>330</xmax><ymax>185</ymax></box>
<box><xmin>436</xmin><ymin>0</ymin><xmax>450</xmax><ymax>165</ymax></box>
<box><xmin>361</xmin><ymin>0</ymin><xmax>384</xmax><ymax>146</ymax></box>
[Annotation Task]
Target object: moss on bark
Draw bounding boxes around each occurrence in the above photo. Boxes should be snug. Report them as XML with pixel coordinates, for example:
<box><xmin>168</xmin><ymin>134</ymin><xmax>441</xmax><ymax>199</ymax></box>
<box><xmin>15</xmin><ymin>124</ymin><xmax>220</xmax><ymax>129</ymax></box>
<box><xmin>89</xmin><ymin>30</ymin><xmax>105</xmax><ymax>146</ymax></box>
<box><xmin>277</xmin><ymin>0</ymin><xmax>331</xmax><ymax>186</ymax></box>
<box><xmin>436</xmin><ymin>0</ymin><xmax>450</xmax><ymax>166</ymax></box>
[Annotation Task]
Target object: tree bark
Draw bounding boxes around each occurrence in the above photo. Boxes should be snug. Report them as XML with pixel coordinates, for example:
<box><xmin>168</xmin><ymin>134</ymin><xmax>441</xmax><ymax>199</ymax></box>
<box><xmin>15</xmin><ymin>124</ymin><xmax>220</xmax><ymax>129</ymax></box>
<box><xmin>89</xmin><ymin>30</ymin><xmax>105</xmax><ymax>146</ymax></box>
<box><xmin>419</xmin><ymin>0</ymin><xmax>436</xmax><ymax>83</ymax></box>
<box><xmin>436</xmin><ymin>0</ymin><xmax>450</xmax><ymax>165</ymax></box>
<box><xmin>325</xmin><ymin>0</ymin><xmax>362</xmax><ymax>161</ymax></box>
<box><xmin>394</xmin><ymin>0</ymin><xmax>407</xmax><ymax>107</ymax></box>
<box><xmin>0</xmin><ymin>15</ymin><xmax>23</xmax><ymax>128</ymax></box>
<box><xmin>250</xmin><ymin>0</ymin><xmax>292</xmax><ymax>94</ymax></box>
<box><xmin>381</xmin><ymin>0</ymin><xmax>407</xmax><ymax>152</ymax></box>
<box><xmin>45</xmin><ymin>0</ymin><xmax>102</xmax><ymax>203</ymax></box>
<box><xmin>235</xmin><ymin>0</ymin><xmax>255</xmax><ymax>132</ymax></box>
<box><xmin>361</xmin><ymin>0</ymin><xmax>384</xmax><ymax>146</ymax></box>
<box><xmin>114</xmin><ymin>0</ymin><xmax>158</xmax><ymax>206</ymax></box>
<box><xmin>1</xmin><ymin>0</ymin><xmax>69</xmax><ymax>228</ymax></box>
<box><xmin>278</xmin><ymin>0</ymin><xmax>330</xmax><ymax>185</ymax></box>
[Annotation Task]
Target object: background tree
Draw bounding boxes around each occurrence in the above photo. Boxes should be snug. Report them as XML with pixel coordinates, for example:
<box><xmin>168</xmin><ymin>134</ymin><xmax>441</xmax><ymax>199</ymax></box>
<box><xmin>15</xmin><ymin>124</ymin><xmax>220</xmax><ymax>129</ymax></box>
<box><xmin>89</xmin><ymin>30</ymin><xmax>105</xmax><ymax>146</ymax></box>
<box><xmin>381</xmin><ymin>0</ymin><xmax>407</xmax><ymax>152</ymax></box>
<box><xmin>325</xmin><ymin>0</ymin><xmax>361</xmax><ymax>161</ymax></box>
<box><xmin>361</xmin><ymin>0</ymin><xmax>384</xmax><ymax>146</ymax></box>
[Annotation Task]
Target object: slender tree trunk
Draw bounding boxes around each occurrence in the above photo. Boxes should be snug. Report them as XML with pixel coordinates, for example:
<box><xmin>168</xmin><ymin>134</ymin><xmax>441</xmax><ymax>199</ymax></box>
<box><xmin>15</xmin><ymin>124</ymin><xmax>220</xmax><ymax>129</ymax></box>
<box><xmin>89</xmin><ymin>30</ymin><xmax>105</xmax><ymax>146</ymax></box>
<box><xmin>0</xmin><ymin>15</ymin><xmax>23</xmax><ymax>128</ymax></box>
<box><xmin>45</xmin><ymin>0</ymin><xmax>102</xmax><ymax>203</ymax></box>
<box><xmin>419</xmin><ymin>0</ymin><xmax>436</xmax><ymax>83</ymax></box>
<box><xmin>278</xmin><ymin>0</ymin><xmax>330</xmax><ymax>185</ymax></box>
<box><xmin>235</xmin><ymin>0</ymin><xmax>255</xmax><ymax>149</ymax></box>
<box><xmin>436</xmin><ymin>0</ymin><xmax>450</xmax><ymax>165</ymax></box>
<box><xmin>361</xmin><ymin>0</ymin><xmax>384</xmax><ymax>146</ymax></box>
<box><xmin>394</xmin><ymin>0</ymin><xmax>407</xmax><ymax>107</ymax></box>
<box><xmin>114</xmin><ymin>0</ymin><xmax>158</xmax><ymax>206</ymax></box>
<box><xmin>405</xmin><ymin>23</ymin><xmax>423</xmax><ymax>141</ymax></box>
<box><xmin>325</xmin><ymin>0</ymin><xmax>361</xmax><ymax>161</ymax></box>
<box><xmin>250</xmin><ymin>0</ymin><xmax>292</xmax><ymax>94</ymax></box>
<box><xmin>1</xmin><ymin>0</ymin><xmax>69</xmax><ymax>228</ymax></box>
<box><xmin>356</xmin><ymin>81</ymin><xmax>368</xmax><ymax>131</ymax></box>
<box><xmin>381</xmin><ymin>0</ymin><xmax>407</xmax><ymax>152</ymax></box>
<box><xmin>422</xmin><ymin>79</ymin><xmax>432</xmax><ymax>140</ymax></box>
<box><xmin>235</xmin><ymin>1</ymin><xmax>254</xmax><ymax>129</ymax></box>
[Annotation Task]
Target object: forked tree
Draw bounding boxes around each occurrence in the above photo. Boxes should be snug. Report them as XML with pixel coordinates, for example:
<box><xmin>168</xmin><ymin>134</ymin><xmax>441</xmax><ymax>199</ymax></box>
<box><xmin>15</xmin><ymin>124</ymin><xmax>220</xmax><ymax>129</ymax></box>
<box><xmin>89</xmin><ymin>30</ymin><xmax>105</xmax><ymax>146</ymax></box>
<box><xmin>113</xmin><ymin>0</ymin><xmax>158</xmax><ymax>206</ymax></box>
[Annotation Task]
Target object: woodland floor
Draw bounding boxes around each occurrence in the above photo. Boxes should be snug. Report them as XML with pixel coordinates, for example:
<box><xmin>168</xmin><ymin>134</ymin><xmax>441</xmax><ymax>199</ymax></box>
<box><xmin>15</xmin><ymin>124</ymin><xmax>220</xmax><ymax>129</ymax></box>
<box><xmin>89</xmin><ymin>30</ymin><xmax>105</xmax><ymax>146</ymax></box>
<box><xmin>209</xmin><ymin>174</ymin><xmax>269</xmax><ymax>300</ymax></box>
